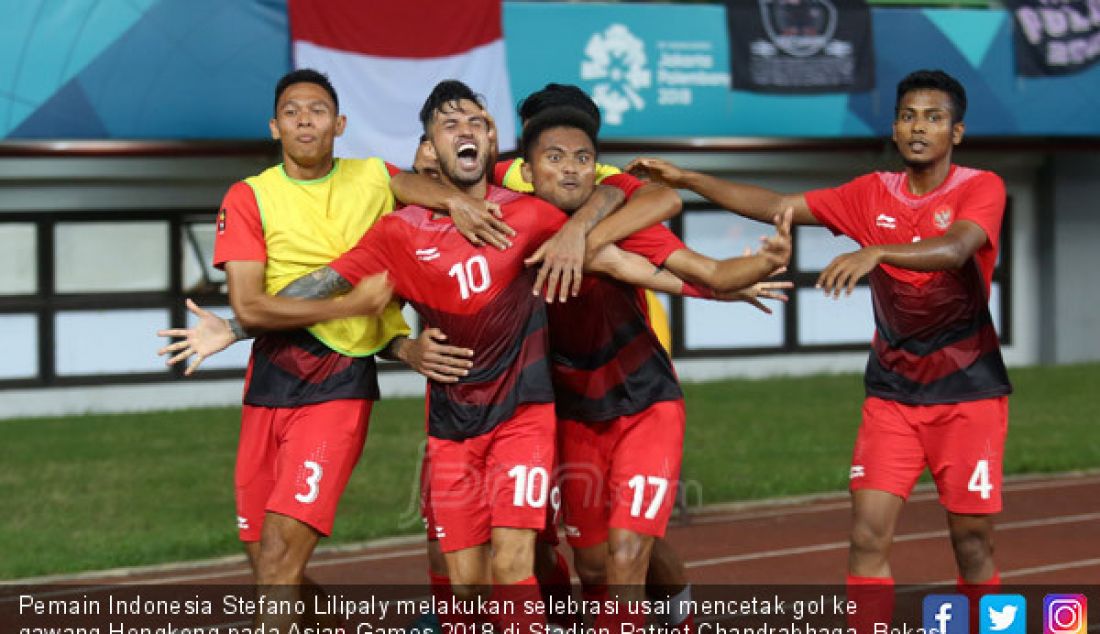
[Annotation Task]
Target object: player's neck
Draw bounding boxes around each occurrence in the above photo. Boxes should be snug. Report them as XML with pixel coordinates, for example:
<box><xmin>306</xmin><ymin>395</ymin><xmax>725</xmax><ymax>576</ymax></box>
<box><xmin>283</xmin><ymin>155</ymin><xmax>336</xmax><ymax>181</ymax></box>
<box><xmin>439</xmin><ymin>175</ymin><xmax>488</xmax><ymax>202</ymax></box>
<box><xmin>905</xmin><ymin>159</ymin><xmax>952</xmax><ymax>196</ymax></box>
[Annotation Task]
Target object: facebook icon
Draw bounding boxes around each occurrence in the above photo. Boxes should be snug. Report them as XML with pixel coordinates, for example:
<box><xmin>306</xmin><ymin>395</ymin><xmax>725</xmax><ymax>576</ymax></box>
<box><xmin>923</xmin><ymin>594</ymin><xmax>969</xmax><ymax>634</ymax></box>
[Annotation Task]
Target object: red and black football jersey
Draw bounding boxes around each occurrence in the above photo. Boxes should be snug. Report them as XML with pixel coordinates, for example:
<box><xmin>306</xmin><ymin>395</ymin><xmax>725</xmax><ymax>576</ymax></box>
<box><xmin>805</xmin><ymin>165</ymin><xmax>1012</xmax><ymax>405</ymax></box>
<box><xmin>331</xmin><ymin>186</ymin><xmax>566</xmax><ymax>440</ymax></box>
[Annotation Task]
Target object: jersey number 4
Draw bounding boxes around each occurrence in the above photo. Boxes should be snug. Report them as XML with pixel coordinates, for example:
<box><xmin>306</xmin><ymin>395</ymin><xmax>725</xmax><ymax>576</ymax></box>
<box><xmin>448</xmin><ymin>255</ymin><xmax>491</xmax><ymax>300</ymax></box>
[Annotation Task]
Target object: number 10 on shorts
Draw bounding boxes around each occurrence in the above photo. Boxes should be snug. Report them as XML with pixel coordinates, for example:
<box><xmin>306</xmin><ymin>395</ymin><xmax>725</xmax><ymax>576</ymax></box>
<box><xmin>508</xmin><ymin>465</ymin><xmax>548</xmax><ymax>508</ymax></box>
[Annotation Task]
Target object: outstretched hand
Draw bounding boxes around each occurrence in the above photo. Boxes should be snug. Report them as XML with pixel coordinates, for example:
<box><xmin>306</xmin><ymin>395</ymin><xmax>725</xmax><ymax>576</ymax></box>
<box><xmin>156</xmin><ymin>299</ymin><xmax>237</xmax><ymax>376</ymax></box>
<box><xmin>715</xmin><ymin>247</ymin><xmax>793</xmax><ymax>313</ymax></box>
<box><xmin>625</xmin><ymin>157</ymin><xmax>688</xmax><ymax>188</ymax></box>
<box><xmin>758</xmin><ymin>207</ymin><xmax>793</xmax><ymax>270</ymax></box>
<box><xmin>817</xmin><ymin>247</ymin><xmax>880</xmax><ymax>298</ymax></box>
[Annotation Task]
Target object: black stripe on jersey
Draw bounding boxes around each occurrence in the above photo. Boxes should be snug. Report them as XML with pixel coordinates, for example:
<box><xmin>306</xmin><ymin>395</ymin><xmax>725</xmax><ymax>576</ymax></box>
<box><xmin>426</xmin><ymin>355</ymin><xmax>555</xmax><ymax>440</ymax></box>
<box><xmin>552</xmin><ymin>316</ymin><xmax>651</xmax><ymax>371</ymax></box>
<box><xmin>244</xmin><ymin>329</ymin><xmax>380</xmax><ymax>407</ymax></box>
<box><xmin>463</xmin><ymin>307</ymin><xmax>547</xmax><ymax>383</ymax></box>
<box><xmin>869</xmin><ymin>262</ymin><xmax>993</xmax><ymax>357</ymax></box>
<box><xmin>874</xmin><ymin>309</ymin><xmax>994</xmax><ymax>357</ymax></box>
<box><xmin>553</xmin><ymin>353</ymin><xmax>683</xmax><ymax>423</ymax></box>
<box><xmin>864</xmin><ymin>350</ymin><xmax>1012</xmax><ymax>406</ymax></box>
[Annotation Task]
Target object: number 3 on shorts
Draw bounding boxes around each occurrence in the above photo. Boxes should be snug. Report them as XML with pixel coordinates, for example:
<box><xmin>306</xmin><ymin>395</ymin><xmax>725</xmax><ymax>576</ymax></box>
<box><xmin>628</xmin><ymin>475</ymin><xmax>669</xmax><ymax>519</ymax></box>
<box><xmin>295</xmin><ymin>460</ymin><xmax>323</xmax><ymax>504</ymax></box>
<box><xmin>967</xmin><ymin>459</ymin><xmax>993</xmax><ymax>500</ymax></box>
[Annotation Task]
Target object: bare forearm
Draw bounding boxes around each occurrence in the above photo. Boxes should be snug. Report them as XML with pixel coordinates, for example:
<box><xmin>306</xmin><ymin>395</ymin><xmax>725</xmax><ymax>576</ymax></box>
<box><xmin>871</xmin><ymin>239</ymin><xmax>972</xmax><ymax>272</ymax></box>
<box><xmin>379</xmin><ymin>335</ymin><xmax>410</xmax><ymax>363</ymax></box>
<box><xmin>572</xmin><ymin>184</ymin><xmax>626</xmax><ymax>234</ymax></box>
<box><xmin>279</xmin><ymin>266</ymin><xmax>352</xmax><ymax>299</ymax></box>
<box><xmin>585</xmin><ymin>246</ymin><xmax>689</xmax><ymax>295</ymax></box>
<box><xmin>390</xmin><ymin>172</ymin><xmax>455</xmax><ymax>210</ymax></box>
<box><xmin>693</xmin><ymin>255</ymin><xmax>778</xmax><ymax>293</ymax></box>
<box><xmin>232</xmin><ymin>294</ymin><xmax>352</xmax><ymax>332</ymax></box>
<box><xmin>587</xmin><ymin>183</ymin><xmax>681</xmax><ymax>251</ymax></box>
<box><xmin>231</xmin><ymin>268</ymin><xmax>356</xmax><ymax>332</ymax></box>
<box><xmin>679</xmin><ymin>171</ymin><xmax>794</xmax><ymax>223</ymax></box>
<box><xmin>227</xmin><ymin>267</ymin><xmax>350</xmax><ymax>339</ymax></box>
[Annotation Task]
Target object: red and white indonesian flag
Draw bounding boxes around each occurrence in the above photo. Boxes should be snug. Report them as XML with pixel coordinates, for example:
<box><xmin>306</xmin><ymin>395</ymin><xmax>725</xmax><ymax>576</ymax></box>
<box><xmin>289</xmin><ymin>0</ymin><xmax>516</xmax><ymax>168</ymax></box>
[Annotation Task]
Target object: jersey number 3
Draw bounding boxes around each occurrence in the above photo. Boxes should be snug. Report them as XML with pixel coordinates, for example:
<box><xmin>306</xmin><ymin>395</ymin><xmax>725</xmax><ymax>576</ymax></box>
<box><xmin>448</xmin><ymin>255</ymin><xmax>491</xmax><ymax>300</ymax></box>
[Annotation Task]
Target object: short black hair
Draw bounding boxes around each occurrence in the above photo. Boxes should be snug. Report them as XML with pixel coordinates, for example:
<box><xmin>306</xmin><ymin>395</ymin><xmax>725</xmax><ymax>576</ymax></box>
<box><xmin>419</xmin><ymin>80</ymin><xmax>483</xmax><ymax>131</ymax></box>
<box><xmin>518</xmin><ymin>83</ymin><xmax>601</xmax><ymax>130</ymax></box>
<box><xmin>896</xmin><ymin>69</ymin><xmax>967</xmax><ymax>123</ymax></box>
<box><xmin>521</xmin><ymin>107</ymin><xmax>599</xmax><ymax>162</ymax></box>
<box><xmin>274</xmin><ymin>68</ymin><xmax>339</xmax><ymax>114</ymax></box>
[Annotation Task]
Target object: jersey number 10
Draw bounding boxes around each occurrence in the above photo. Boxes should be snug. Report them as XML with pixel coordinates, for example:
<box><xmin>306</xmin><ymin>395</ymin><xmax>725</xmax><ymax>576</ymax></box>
<box><xmin>448</xmin><ymin>255</ymin><xmax>492</xmax><ymax>300</ymax></box>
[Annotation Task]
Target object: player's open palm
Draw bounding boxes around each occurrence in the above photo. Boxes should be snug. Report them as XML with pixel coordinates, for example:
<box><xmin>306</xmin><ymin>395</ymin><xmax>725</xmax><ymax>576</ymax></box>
<box><xmin>817</xmin><ymin>247</ymin><xmax>880</xmax><ymax>298</ymax></box>
<box><xmin>156</xmin><ymin>298</ymin><xmax>236</xmax><ymax>375</ymax></box>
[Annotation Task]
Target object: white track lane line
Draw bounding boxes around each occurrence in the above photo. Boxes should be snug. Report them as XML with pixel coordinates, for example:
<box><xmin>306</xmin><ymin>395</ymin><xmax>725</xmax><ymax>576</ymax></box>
<box><xmin>686</xmin><ymin>512</ymin><xmax>1100</xmax><ymax>568</ymax></box>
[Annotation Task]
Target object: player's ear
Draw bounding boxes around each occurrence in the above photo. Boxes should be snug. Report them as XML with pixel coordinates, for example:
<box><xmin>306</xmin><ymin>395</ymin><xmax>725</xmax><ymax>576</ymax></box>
<box><xmin>334</xmin><ymin>113</ymin><xmax>347</xmax><ymax>138</ymax></box>
<box><xmin>521</xmin><ymin>160</ymin><xmax>533</xmax><ymax>184</ymax></box>
<box><xmin>269</xmin><ymin>118</ymin><xmax>280</xmax><ymax>141</ymax></box>
<box><xmin>952</xmin><ymin>120</ymin><xmax>965</xmax><ymax>146</ymax></box>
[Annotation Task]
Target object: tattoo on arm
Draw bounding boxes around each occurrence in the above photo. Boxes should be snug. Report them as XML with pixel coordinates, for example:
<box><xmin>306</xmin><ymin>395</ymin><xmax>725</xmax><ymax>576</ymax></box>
<box><xmin>584</xmin><ymin>187</ymin><xmax>621</xmax><ymax>232</ymax></box>
<box><xmin>277</xmin><ymin>266</ymin><xmax>352</xmax><ymax>300</ymax></box>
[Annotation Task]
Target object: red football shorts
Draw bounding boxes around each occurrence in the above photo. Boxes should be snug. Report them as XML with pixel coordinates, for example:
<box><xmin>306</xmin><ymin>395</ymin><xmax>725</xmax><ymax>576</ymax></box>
<box><xmin>850</xmin><ymin>396</ymin><xmax>1008</xmax><ymax>514</ymax></box>
<box><xmin>558</xmin><ymin>399</ymin><xmax>685</xmax><ymax>548</ymax></box>
<box><xmin>426</xmin><ymin>402</ymin><xmax>556</xmax><ymax>553</ymax></box>
<box><xmin>235</xmin><ymin>399</ymin><xmax>371</xmax><ymax>541</ymax></box>
<box><xmin>421</xmin><ymin>448</ymin><xmax>561</xmax><ymax>545</ymax></box>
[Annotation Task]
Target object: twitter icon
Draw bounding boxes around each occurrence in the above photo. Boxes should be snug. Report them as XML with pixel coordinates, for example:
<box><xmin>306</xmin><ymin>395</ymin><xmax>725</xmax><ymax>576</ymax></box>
<box><xmin>981</xmin><ymin>594</ymin><xmax>1026</xmax><ymax>634</ymax></box>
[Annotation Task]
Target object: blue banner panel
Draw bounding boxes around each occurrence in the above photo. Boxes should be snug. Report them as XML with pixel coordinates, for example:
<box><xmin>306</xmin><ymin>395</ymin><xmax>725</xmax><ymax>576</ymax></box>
<box><xmin>2</xmin><ymin>2</ymin><xmax>1099</xmax><ymax>140</ymax></box>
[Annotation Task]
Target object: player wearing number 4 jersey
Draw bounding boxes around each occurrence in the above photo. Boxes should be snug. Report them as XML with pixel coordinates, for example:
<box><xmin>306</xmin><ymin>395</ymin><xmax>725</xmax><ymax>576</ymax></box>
<box><xmin>628</xmin><ymin>69</ymin><xmax>1011</xmax><ymax>632</ymax></box>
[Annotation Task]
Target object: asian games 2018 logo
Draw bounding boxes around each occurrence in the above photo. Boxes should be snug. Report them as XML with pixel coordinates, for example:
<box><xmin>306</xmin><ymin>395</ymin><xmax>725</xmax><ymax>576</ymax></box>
<box><xmin>580</xmin><ymin>24</ymin><xmax>652</xmax><ymax>126</ymax></box>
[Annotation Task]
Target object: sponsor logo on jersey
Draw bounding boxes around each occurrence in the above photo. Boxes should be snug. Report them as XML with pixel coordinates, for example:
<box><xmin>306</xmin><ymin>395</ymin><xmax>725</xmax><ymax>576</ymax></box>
<box><xmin>875</xmin><ymin>213</ymin><xmax>897</xmax><ymax>229</ymax></box>
<box><xmin>416</xmin><ymin>247</ymin><xmax>440</xmax><ymax>262</ymax></box>
<box><xmin>849</xmin><ymin>465</ymin><xmax>865</xmax><ymax>479</ymax></box>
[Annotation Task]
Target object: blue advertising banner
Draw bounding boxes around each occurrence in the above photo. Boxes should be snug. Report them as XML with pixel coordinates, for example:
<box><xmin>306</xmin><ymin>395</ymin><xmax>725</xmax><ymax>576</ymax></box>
<box><xmin>503</xmin><ymin>2</ymin><xmax>871</xmax><ymax>137</ymax></box>
<box><xmin>2</xmin><ymin>2</ymin><xmax>1099</xmax><ymax>140</ymax></box>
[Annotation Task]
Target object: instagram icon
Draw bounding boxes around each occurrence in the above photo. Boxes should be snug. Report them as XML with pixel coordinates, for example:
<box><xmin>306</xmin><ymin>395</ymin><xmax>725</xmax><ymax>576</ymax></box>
<box><xmin>1045</xmin><ymin>595</ymin><xmax>1087</xmax><ymax>634</ymax></box>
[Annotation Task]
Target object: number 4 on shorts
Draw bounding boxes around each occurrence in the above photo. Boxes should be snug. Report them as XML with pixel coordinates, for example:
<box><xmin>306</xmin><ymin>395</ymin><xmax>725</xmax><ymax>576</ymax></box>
<box><xmin>968</xmin><ymin>459</ymin><xmax>993</xmax><ymax>500</ymax></box>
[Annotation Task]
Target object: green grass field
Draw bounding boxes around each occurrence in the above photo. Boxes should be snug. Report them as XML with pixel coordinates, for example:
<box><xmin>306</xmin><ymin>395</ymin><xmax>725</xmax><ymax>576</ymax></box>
<box><xmin>1</xmin><ymin>363</ymin><xmax>1098</xmax><ymax>580</ymax></box>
